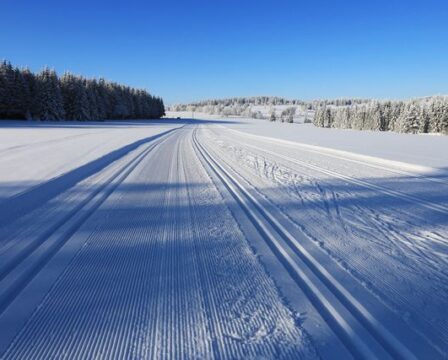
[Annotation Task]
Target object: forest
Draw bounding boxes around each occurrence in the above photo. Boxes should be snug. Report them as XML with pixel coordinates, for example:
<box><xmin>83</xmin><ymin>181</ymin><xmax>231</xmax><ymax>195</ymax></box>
<box><xmin>171</xmin><ymin>95</ymin><xmax>447</xmax><ymax>134</ymax></box>
<box><xmin>313</xmin><ymin>97</ymin><xmax>448</xmax><ymax>134</ymax></box>
<box><xmin>170</xmin><ymin>96</ymin><xmax>370</xmax><ymax>109</ymax></box>
<box><xmin>0</xmin><ymin>60</ymin><xmax>165</xmax><ymax>121</ymax></box>
<box><xmin>169</xmin><ymin>96</ymin><xmax>369</xmax><ymax>118</ymax></box>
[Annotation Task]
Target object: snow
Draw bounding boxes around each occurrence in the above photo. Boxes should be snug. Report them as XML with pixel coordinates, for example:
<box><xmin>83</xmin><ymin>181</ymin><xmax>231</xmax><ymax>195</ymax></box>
<box><xmin>225</xmin><ymin>121</ymin><xmax>448</xmax><ymax>170</ymax></box>
<box><xmin>0</xmin><ymin>118</ymin><xmax>446</xmax><ymax>359</ymax></box>
<box><xmin>0</xmin><ymin>120</ymin><xmax>183</xmax><ymax>200</ymax></box>
<box><xmin>166</xmin><ymin>112</ymin><xmax>448</xmax><ymax>170</ymax></box>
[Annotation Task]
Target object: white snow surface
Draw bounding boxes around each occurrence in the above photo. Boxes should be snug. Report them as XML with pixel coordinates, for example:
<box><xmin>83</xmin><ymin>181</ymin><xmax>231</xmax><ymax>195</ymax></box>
<box><xmin>167</xmin><ymin>111</ymin><xmax>448</xmax><ymax>170</ymax></box>
<box><xmin>0</xmin><ymin>118</ymin><xmax>447</xmax><ymax>359</ymax></box>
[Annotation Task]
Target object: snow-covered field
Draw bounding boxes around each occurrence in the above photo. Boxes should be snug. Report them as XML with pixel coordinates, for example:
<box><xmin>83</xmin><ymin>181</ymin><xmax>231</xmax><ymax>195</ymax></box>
<box><xmin>0</xmin><ymin>118</ymin><xmax>447</xmax><ymax>359</ymax></box>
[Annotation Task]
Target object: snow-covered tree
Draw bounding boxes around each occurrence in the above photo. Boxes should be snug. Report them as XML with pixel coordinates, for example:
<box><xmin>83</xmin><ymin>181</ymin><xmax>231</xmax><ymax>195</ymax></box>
<box><xmin>311</xmin><ymin>96</ymin><xmax>447</xmax><ymax>134</ymax></box>
<box><xmin>398</xmin><ymin>104</ymin><xmax>420</xmax><ymax>133</ymax></box>
<box><xmin>60</xmin><ymin>73</ymin><xmax>90</xmax><ymax>120</ymax></box>
<box><xmin>21</xmin><ymin>67</ymin><xmax>38</xmax><ymax>119</ymax></box>
<box><xmin>0</xmin><ymin>61</ymin><xmax>30</xmax><ymax>119</ymax></box>
<box><xmin>36</xmin><ymin>67</ymin><xmax>65</xmax><ymax>120</ymax></box>
<box><xmin>0</xmin><ymin>59</ymin><xmax>165</xmax><ymax>121</ymax></box>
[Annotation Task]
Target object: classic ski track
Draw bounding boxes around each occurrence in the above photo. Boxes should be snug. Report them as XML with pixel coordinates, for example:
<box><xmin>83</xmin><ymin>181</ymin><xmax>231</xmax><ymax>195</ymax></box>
<box><xmin>188</xmin><ymin>128</ymin><xmax>321</xmax><ymax>359</ymax></box>
<box><xmin>212</xmin><ymin>130</ymin><xmax>448</xmax><ymax>216</ymax></box>
<box><xmin>203</xmin><ymin>128</ymin><xmax>448</xmax><ymax>354</ymax></box>
<box><xmin>2</xmin><ymin>126</ymin><xmax>318</xmax><ymax>359</ymax></box>
<box><xmin>0</xmin><ymin>127</ymin><xmax>179</xmax><ymax>316</ymax></box>
<box><xmin>0</xmin><ymin>126</ymin><xmax>182</xmax><ymax>269</ymax></box>
<box><xmin>220</xmin><ymin>132</ymin><xmax>448</xmax><ymax>265</ymax></box>
<box><xmin>0</xmin><ymin>129</ymin><xmax>183</xmax><ymax>359</ymax></box>
<box><xmin>212</xmin><ymin>129</ymin><xmax>448</xmax><ymax>269</ymax></box>
<box><xmin>213</xmin><ymin>133</ymin><xmax>448</xmax><ymax>273</ymax></box>
<box><xmin>192</xmin><ymin>128</ymin><xmax>421</xmax><ymax>360</ymax></box>
<box><xmin>219</xmin><ymin>126</ymin><xmax>448</xmax><ymax>186</ymax></box>
<box><xmin>0</xmin><ymin>123</ymin><xmax>444</xmax><ymax>359</ymax></box>
<box><xmin>177</xmin><ymin>135</ymin><xmax>221</xmax><ymax>359</ymax></box>
<box><xmin>159</xmin><ymin>131</ymin><xmax>218</xmax><ymax>359</ymax></box>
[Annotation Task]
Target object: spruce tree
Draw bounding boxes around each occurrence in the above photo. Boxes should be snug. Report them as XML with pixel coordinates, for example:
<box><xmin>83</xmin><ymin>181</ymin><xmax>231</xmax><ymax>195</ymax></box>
<box><xmin>36</xmin><ymin>67</ymin><xmax>65</xmax><ymax>120</ymax></box>
<box><xmin>398</xmin><ymin>104</ymin><xmax>420</xmax><ymax>133</ymax></box>
<box><xmin>440</xmin><ymin>100</ymin><xmax>448</xmax><ymax>134</ymax></box>
<box><xmin>85</xmin><ymin>79</ymin><xmax>99</xmax><ymax>120</ymax></box>
<box><xmin>60</xmin><ymin>73</ymin><xmax>90</xmax><ymax>120</ymax></box>
<box><xmin>0</xmin><ymin>61</ymin><xmax>14</xmax><ymax>118</ymax></box>
<box><xmin>21</xmin><ymin>67</ymin><xmax>38</xmax><ymax>119</ymax></box>
<box><xmin>418</xmin><ymin>105</ymin><xmax>429</xmax><ymax>133</ymax></box>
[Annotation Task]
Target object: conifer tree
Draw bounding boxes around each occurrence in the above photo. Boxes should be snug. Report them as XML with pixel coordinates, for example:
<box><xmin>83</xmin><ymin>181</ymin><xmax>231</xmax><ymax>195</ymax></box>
<box><xmin>60</xmin><ymin>73</ymin><xmax>90</xmax><ymax>120</ymax></box>
<box><xmin>0</xmin><ymin>61</ymin><xmax>14</xmax><ymax>118</ymax></box>
<box><xmin>0</xmin><ymin>59</ymin><xmax>165</xmax><ymax>121</ymax></box>
<box><xmin>418</xmin><ymin>105</ymin><xmax>429</xmax><ymax>133</ymax></box>
<box><xmin>440</xmin><ymin>100</ymin><xmax>448</xmax><ymax>134</ymax></box>
<box><xmin>36</xmin><ymin>67</ymin><xmax>65</xmax><ymax>120</ymax></box>
<box><xmin>21</xmin><ymin>67</ymin><xmax>38</xmax><ymax>119</ymax></box>
<box><xmin>399</xmin><ymin>104</ymin><xmax>420</xmax><ymax>133</ymax></box>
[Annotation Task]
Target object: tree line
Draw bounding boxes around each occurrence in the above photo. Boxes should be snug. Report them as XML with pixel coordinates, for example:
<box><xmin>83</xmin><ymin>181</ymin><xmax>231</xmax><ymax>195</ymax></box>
<box><xmin>0</xmin><ymin>60</ymin><xmax>165</xmax><ymax>121</ymax></box>
<box><xmin>169</xmin><ymin>96</ymin><xmax>371</xmax><ymax>122</ymax></box>
<box><xmin>313</xmin><ymin>97</ymin><xmax>448</xmax><ymax>134</ymax></box>
<box><xmin>169</xmin><ymin>96</ymin><xmax>370</xmax><ymax>115</ymax></box>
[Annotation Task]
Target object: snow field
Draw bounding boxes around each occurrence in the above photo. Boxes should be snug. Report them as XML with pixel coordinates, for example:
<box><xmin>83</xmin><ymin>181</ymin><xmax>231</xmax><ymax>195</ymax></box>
<box><xmin>199</xmin><ymin>125</ymin><xmax>448</xmax><ymax>356</ymax></box>
<box><xmin>0</xmin><ymin>119</ymin><xmax>446</xmax><ymax>358</ymax></box>
<box><xmin>1</xmin><ymin>125</ymin><xmax>319</xmax><ymax>359</ymax></box>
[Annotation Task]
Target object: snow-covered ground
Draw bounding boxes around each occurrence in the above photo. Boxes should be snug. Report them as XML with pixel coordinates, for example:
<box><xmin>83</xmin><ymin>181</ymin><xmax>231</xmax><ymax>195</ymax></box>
<box><xmin>0</xmin><ymin>118</ymin><xmax>446</xmax><ymax>359</ymax></box>
<box><xmin>0</xmin><ymin>120</ymin><xmax>185</xmax><ymax>201</ymax></box>
<box><xmin>166</xmin><ymin>111</ymin><xmax>448</xmax><ymax>169</ymax></box>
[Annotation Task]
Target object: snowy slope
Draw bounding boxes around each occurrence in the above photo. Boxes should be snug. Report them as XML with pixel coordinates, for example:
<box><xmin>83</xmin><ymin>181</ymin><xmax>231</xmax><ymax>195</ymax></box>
<box><xmin>0</xmin><ymin>119</ymin><xmax>446</xmax><ymax>359</ymax></box>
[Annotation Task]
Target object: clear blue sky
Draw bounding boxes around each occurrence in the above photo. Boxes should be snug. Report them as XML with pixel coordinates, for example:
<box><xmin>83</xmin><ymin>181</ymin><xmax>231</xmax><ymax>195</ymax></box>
<box><xmin>1</xmin><ymin>0</ymin><xmax>447</xmax><ymax>104</ymax></box>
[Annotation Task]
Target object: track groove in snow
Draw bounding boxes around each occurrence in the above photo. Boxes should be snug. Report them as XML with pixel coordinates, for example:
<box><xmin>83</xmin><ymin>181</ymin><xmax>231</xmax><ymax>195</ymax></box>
<box><xmin>199</xmin><ymin>126</ymin><xmax>448</xmax><ymax>355</ymax></box>
<box><xmin>1</xmin><ymin>125</ymin><xmax>318</xmax><ymax>359</ymax></box>
<box><xmin>221</xmin><ymin>126</ymin><xmax>448</xmax><ymax>185</ymax></box>
<box><xmin>193</xmin><ymin>127</ymin><xmax>445</xmax><ymax>359</ymax></box>
<box><xmin>1</xmin><ymin>121</ymin><xmax>446</xmax><ymax>359</ymax></box>
<box><xmin>214</xmin><ymin>129</ymin><xmax>448</xmax><ymax>215</ymax></box>
<box><xmin>0</xmin><ymin>128</ymin><xmax>178</xmax><ymax>316</ymax></box>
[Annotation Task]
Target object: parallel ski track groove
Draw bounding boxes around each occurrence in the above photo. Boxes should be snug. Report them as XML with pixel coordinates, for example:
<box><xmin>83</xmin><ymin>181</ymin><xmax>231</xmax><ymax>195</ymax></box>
<box><xmin>2</xmin><ymin>132</ymin><xmax>176</xmax><ymax>359</ymax></box>
<box><xmin>182</xmin><ymin>145</ymin><xmax>228</xmax><ymax>359</ymax></box>
<box><xmin>191</xmin><ymin>129</ymin><xmax>313</xmax><ymax>359</ymax></box>
<box><xmin>206</xmin><ymin>128</ymin><xmax>448</xmax><ymax>353</ymax></box>
<box><xmin>192</xmin><ymin>128</ymin><xmax>417</xmax><ymax>360</ymax></box>
<box><xmin>226</xmin><ymin>138</ymin><xmax>448</xmax><ymax>216</ymax></box>
<box><xmin>0</xmin><ymin>128</ymin><xmax>179</xmax><ymax>317</ymax></box>
<box><xmin>0</xmin><ymin>127</ymin><xmax>181</xmax><ymax>279</ymax></box>
<box><xmin>221</xmin><ymin>127</ymin><xmax>448</xmax><ymax>186</ymax></box>
<box><xmin>174</xmin><ymin>135</ymin><xmax>209</xmax><ymax>359</ymax></box>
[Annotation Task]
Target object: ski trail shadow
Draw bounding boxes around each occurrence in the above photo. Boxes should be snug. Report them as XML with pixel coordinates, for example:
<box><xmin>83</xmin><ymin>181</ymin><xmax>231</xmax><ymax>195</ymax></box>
<box><xmin>0</xmin><ymin>127</ymin><xmax>181</xmax><ymax>227</ymax></box>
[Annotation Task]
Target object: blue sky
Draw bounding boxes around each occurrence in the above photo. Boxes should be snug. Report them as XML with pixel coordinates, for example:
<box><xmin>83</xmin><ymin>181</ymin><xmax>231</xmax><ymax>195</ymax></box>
<box><xmin>1</xmin><ymin>0</ymin><xmax>447</xmax><ymax>104</ymax></box>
